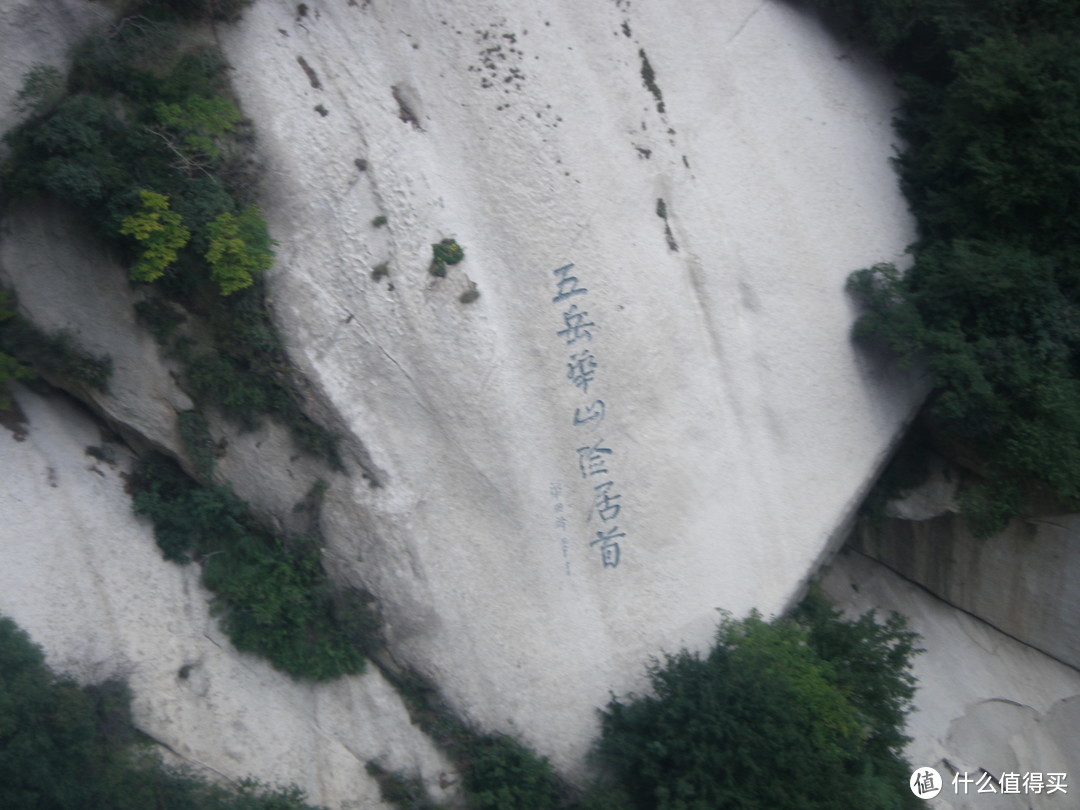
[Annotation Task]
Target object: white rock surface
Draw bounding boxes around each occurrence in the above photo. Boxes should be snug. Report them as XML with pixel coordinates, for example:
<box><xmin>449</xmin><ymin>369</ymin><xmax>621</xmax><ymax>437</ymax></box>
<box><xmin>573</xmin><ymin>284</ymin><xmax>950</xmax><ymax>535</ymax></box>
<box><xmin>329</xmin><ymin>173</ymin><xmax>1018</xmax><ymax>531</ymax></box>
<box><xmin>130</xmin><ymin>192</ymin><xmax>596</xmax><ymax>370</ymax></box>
<box><xmin>821</xmin><ymin>548</ymin><xmax>1080</xmax><ymax>810</ymax></box>
<box><xmin>0</xmin><ymin>201</ymin><xmax>195</xmax><ymax>453</ymax></box>
<box><xmin>0</xmin><ymin>387</ymin><xmax>454</xmax><ymax>809</ymax></box>
<box><xmin>0</xmin><ymin>0</ymin><xmax>104</xmax><ymax>140</ymax></box>
<box><xmin>854</xmin><ymin>507</ymin><xmax>1080</xmax><ymax>674</ymax></box>
<box><xmin>221</xmin><ymin>0</ymin><xmax>922</xmax><ymax>769</ymax></box>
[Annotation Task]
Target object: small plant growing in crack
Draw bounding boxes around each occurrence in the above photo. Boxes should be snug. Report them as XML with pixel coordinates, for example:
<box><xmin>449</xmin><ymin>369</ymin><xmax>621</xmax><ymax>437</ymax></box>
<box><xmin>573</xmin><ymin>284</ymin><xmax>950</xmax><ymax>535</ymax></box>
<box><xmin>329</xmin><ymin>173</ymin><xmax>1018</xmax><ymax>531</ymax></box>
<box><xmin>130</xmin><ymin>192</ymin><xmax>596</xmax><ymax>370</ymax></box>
<box><xmin>429</xmin><ymin>238</ymin><xmax>464</xmax><ymax>277</ymax></box>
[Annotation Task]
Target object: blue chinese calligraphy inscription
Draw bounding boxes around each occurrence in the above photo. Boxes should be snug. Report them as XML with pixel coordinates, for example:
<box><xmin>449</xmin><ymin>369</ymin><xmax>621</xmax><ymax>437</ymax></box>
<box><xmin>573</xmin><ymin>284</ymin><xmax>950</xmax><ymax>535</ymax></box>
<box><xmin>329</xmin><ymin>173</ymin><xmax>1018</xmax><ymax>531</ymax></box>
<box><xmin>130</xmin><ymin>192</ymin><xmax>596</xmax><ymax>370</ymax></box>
<box><xmin>547</xmin><ymin>262</ymin><xmax>630</xmax><ymax>569</ymax></box>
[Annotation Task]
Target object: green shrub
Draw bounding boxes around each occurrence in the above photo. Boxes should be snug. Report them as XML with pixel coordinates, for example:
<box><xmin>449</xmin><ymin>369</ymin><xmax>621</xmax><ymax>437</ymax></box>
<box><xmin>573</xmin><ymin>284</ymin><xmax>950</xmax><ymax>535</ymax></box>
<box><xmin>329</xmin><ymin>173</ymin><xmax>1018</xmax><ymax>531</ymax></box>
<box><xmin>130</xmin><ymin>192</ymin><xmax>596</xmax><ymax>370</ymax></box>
<box><xmin>134</xmin><ymin>296</ymin><xmax>187</xmax><ymax>343</ymax></box>
<box><xmin>187</xmin><ymin>351</ymin><xmax>271</xmax><ymax>427</ymax></box>
<box><xmin>432</xmin><ymin>238</ymin><xmax>464</xmax><ymax>266</ymax></box>
<box><xmin>429</xmin><ymin>238</ymin><xmax>464</xmax><ymax>277</ymax></box>
<box><xmin>0</xmin><ymin>296</ymin><xmax>111</xmax><ymax>393</ymax></box>
<box><xmin>120</xmin><ymin>190</ymin><xmax>191</xmax><ymax>282</ymax></box>
<box><xmin>589</xmin><ymin>593</ymin><xmax>923</xmax><ymax>810</ymax></box>
<box><xmin>130</xmin><ymin>454</ymin><xmax>367</xmax><ymax>680</ymax></box>
<box><xmin>178</xmin><ymin>408</ymin><xmax>216</xmax><ymax>478</ymax></box>
<box><xmin>462</xmin><ymin>735</ymin><xmax>561</xmax><ymax>810</ymax></box>
<box><xmin>125</xmin><ymin>0</ymin><xmax>256</xmax><ymax>22</ymax></box>
<box><xmin>13</xmin><ymin>64</ymin><xmax>64</xmax><ymax>116</ymax></box>
<box><xmin>154</xmin><ymin>93</ymin><xmax>243</xmax><ymax>161</ymax></box>
<box><xmin>0</xmin><ymin>352</ymin><xmax>33</xmax><ymax>410</ymax></box>
<box><xmin>206</xmin><ymin>207</ymin><xmax>275</xmax><ymax>295</ymax></box>
<box><xmin>803</xmin><ymin>0</ymin><xmax>1080</xmax><ymax>532</ymax></box>
<box><xmin>3</xmin><ymin>23</ymin><xmax>337</xmax><ymax>471</ymax></box>
<box><xmin>0</xmin><ymin>293</ymin><xmax>33</xmax><ymax>409</ymax></box>
<box><xmin>365</xmin><ymin>762</ymin><xmax>441</xmax><ymax>810</ymax></box>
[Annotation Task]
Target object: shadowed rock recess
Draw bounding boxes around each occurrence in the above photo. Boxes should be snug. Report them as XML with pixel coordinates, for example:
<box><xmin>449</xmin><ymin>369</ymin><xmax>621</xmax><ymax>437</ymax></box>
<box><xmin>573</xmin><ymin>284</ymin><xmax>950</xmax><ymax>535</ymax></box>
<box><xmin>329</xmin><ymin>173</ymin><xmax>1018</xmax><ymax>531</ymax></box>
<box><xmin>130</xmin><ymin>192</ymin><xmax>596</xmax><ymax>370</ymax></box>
<box><xmin>9</xmin><ymin>0</ymin><xmax>1073</xmax><ymax>808</ymax></box>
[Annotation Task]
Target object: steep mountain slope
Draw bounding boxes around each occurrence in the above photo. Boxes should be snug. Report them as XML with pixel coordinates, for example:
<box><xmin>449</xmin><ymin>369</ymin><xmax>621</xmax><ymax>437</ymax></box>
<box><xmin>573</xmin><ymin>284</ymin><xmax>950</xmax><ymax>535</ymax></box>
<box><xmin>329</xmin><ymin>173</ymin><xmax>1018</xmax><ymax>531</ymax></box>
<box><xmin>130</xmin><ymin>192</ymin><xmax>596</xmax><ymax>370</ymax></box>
<box><xmin>218</xmin><ymin>0</ymin><xmax>920</xmax><ymax>767</ymax></box>
<box><xmin>1</xmin><ymin>0</ymin><xmax>931</xmax><ymax>800</ymax></box>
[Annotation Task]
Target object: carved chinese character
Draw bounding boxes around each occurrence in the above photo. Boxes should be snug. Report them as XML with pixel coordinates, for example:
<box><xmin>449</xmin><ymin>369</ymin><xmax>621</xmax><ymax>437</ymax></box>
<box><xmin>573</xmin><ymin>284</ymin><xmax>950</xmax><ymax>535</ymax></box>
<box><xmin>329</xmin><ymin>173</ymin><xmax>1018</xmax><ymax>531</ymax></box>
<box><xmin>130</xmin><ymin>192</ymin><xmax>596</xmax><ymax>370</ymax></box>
<box><xmin>552</xmin><ymin>263</ymin><xmax>587</xmax><ymax>303</ymax></box>
<box><xmin>573</xmin><ymin>399</ymin><xmax>606</xmax><ymax>427</ymax></box>
<box><xmin>577</xmin><ymin>441</ymin><xmax>612</xmax><ymax>478</ymax></box>
<box><xmin>590</xmin><ymin>525</ymin><xmax>625</xmax><ymax>568</ymax></box>
<box><xmin>567</xmin><ymin>349</ymin><xmax>598</xmax><ymax>393</ymax></box>
<box><xmin>557</xmin><ymin>304</ymin><xmax>596</xmax><ymax>345</ymax></box>
<box><xmin>592</xmin><ymin>480</ymin><xmax>622</xmax><ymax>522</ymax></box>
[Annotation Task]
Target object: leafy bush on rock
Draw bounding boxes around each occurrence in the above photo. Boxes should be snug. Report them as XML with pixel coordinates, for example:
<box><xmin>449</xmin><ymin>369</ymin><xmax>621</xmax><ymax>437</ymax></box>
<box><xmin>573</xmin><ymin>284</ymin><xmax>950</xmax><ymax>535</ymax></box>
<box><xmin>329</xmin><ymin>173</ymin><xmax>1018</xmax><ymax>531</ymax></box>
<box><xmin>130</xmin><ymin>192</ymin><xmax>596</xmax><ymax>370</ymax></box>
<box><xmin>802</xmin><ymin>0</ymin><xmax>1080</xmax><ymax>533</ymax></box>
<box><xmin>130</xmin><ymin>454</ymin><xmax>368</xmax><ymax>680</ymax></box>
<box><xmin>587</xmin><ymin>591</ymin><xmax>923</xmax><ymax>810</ymax></box>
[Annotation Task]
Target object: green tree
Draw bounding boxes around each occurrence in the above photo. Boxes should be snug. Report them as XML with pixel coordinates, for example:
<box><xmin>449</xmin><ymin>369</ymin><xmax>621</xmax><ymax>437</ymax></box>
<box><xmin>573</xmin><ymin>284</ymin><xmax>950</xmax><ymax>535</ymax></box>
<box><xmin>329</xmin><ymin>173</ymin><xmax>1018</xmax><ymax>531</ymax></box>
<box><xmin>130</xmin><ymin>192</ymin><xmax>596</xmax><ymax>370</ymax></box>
<box><xmin>461</xmin><ymin>735</ymin><xmax>561</xmax><ymax>810</ymax></box>
<box><xmin>206</xmin><ymin>206</ymin><xmax>275</xmax><ymax>295</ymax></box>
<box><xmin>130</xmin><ymin>454</ymin><xmax>367</xmax><ymax>680</ymax></box>
<box><xmin>154</xmin><ymin>94</ymin><xmax>243</xmax><ymax>162</ymax></box>
<box><xmin>13</xmin><ymin>64</ymin><xmax>64</xmax><ymax>116</ymax></box>
<box><xmin>589</xmin><ymin>597</ymin><xmax>924</xmax><ymax>810</ymax></box>
<box><xmin>120</xmin><ymin>190</ymin><xmax>191</xmax><ymax>282</ymax></box>
<box><xmin>800</xmin><ymin>0</ymin><xmax>1080</xmax><ymax>533</ymax></box>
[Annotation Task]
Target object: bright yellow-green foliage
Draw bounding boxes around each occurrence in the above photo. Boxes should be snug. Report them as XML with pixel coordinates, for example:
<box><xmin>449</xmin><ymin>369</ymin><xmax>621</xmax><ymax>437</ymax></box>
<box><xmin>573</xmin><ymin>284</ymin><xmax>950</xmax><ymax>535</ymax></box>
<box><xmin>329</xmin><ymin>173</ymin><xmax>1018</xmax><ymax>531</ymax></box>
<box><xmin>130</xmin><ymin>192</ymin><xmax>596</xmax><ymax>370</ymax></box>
<box><xmin>155</xmin><ymin>95</ymin><xmax>243</xmax><ymax>159</ymax></box>
<box><xmin>119</xmin><ymin>190</ymin><xmax>191</xmax><ymax>283</ymax></box>
<box><xmin>206</xmin><ymin>206</ymin><xmax>275</xmax><ymax>295</ymax></box>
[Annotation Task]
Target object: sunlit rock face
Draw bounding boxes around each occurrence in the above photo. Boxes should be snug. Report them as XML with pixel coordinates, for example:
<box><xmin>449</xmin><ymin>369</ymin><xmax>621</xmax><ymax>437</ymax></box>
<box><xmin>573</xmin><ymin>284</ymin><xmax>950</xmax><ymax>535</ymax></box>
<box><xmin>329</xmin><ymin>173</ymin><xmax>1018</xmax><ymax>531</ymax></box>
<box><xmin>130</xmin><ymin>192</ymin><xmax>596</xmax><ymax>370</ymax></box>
<box><xmin>0</xmin><ymin>388</ymin><xmax>454</xmax><ymax>809</ymax></box>
<box><xmin>221</xmin><ymin>0</ymin><xmax>922</xmax><ymax>770</ymax></box>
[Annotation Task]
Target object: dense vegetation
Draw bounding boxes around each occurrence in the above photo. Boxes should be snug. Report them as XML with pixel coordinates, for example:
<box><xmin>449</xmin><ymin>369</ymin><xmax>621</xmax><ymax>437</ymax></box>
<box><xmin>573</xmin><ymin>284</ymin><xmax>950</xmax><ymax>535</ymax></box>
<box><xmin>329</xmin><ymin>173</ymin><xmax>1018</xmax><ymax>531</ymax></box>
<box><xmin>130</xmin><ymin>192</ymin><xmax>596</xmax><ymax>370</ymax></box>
<box><xmin>1</xmin><ymin>593</ymin><xmax>923</xmax><ymax>809</ymax></box>
<box><xmin>800</xmin><ymin>0</ymin><xmax>1080</xmax><ymax>534</ymax></box>
<box><xmin>0</xmin><ymin>614</ymin><xmax>327</xmax><ymax>810</ymax></box>
<box><xmin>130</xmin><ymin>454</ymin><xmax>375</xmax><ymax>680</ymax></box>
<box><xmin>584</xmin><ymin>592</ymin><xmax>923</xmax><ymax>810</ymax></box>
<box><xmin>0</xmin><ymin>292</ymin><xmax>35</xmax><ymax>409</ymax></box>
<box><xmin>0</xmin><ymin>0</ymin><xmax>338</xmax><ymax>468</ymax></box>
<box><xmin>1</xmin><ymin>0</ymin><xmax>348</xmax><ymax>684</ymax></box>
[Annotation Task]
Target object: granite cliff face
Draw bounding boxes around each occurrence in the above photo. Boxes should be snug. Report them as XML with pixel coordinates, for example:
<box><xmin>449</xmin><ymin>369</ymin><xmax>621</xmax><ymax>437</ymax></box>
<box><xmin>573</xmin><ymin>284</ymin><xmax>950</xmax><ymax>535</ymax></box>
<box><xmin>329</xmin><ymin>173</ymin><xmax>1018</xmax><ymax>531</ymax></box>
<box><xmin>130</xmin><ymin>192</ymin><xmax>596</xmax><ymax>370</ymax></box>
<box><xmin>6</xmin><ymin>1</ymin><xmax>1074</xmax><ymax>807</ymax></box>
<box><xmin>216</xmin><ymin>0</ymin><xmax>921</xmax><ymax>767</ymax></box>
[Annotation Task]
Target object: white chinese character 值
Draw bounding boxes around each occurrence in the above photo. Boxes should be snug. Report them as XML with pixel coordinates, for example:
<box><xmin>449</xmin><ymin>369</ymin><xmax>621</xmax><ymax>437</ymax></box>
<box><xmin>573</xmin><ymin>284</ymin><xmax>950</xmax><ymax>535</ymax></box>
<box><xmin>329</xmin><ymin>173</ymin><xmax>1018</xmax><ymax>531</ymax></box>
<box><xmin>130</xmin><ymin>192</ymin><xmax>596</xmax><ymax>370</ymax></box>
<box><xmin>1001</xmin><ymin>772</ymin><xmax>1021</xmax><ymax>794</ymax></box>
